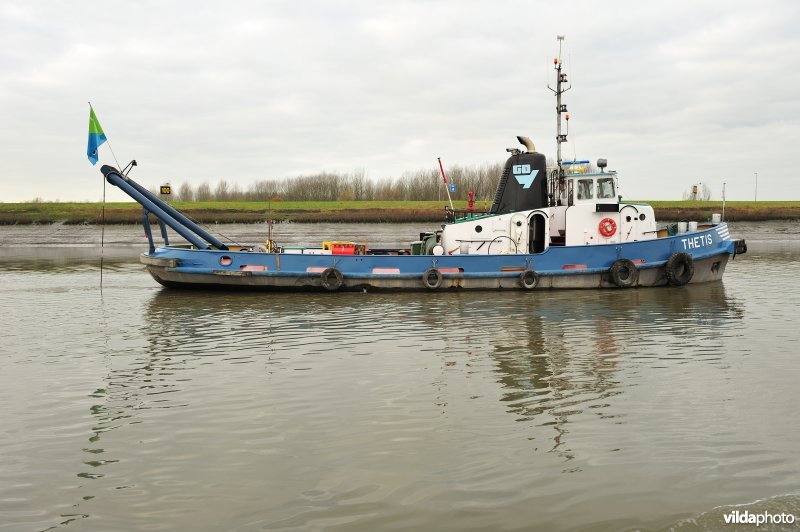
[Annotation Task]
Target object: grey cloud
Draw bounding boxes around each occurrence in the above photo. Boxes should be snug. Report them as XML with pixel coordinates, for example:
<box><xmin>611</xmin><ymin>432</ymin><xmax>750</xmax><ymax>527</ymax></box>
<box><xmin>0</xmin><ymin>0</ymin><xmax>797</xmax><ymax>201</ymax></box>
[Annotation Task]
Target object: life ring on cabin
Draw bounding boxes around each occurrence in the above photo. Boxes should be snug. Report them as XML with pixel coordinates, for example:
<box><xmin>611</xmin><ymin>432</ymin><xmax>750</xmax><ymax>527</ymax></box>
<box><xmin>598</xmin><ymin>218</ymin><xmax>617</xmax><ymax>237</ymax></box>
<box><xmin>320</xmin><ymin>267</ymin><xmax>344</xmax><ymax>291</ymax></box>
<box><xmin>609</xmin><ymin>259</ymin><xmax>639</xmax><ymax>288</ymax></box>
<box><xmin>519</xmin><ymin>269</ymin><xmax>539</xmax><ymax>290</ymax></box>
<box><xmin>422</xmin><ymin>268</ymin><xmax>443</xmax><ymax>290</ymax></box>
<box><xmin>665</xmin><ymin>253</ymin><xmax>694</xmax><ymax>286</ymax></box>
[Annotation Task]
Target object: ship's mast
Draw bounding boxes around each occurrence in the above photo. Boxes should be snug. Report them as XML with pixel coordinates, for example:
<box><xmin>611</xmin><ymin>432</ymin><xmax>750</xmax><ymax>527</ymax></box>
<box><xmin>548</xmin><ymin>35</ymin><xmax>571</xmax><ymax>205</ymax></box>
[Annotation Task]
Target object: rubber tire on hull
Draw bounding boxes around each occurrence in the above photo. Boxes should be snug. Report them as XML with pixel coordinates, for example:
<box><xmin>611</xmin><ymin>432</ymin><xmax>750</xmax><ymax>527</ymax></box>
<box><xmin>665</xmin><ymin>253</ymin><xmax>694</xmax><ymax>286</ymax></box>
<box><xmin>609</xmin><ymin>259</ymin><xmax>639</xmax><ymax>288</ymax></box>
<box><xmin>422</xmin><ymin>268</ymin><xmax>443</xmax><ymax>290</ymax></box>
<box><xmin>519</xmin><ymin>269</ymin><xmax>539</xmax><ymax>290</ymax></box>
<box><xmin>321</xmin><ymin>267</ymin><xmax>344</xmax><ymax>291</ymax></box>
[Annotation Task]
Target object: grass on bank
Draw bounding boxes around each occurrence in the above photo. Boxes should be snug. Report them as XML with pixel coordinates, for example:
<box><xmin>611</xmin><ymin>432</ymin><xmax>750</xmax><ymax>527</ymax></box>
<box><xmin>647</xmin><ymin>201</ymin><xmax>800</xmax><ymax>222</ymax></box>
<box><xmin>0</xmin><ymin>200</ymin><xmax>477</xmax><ymax>225</ymax></box>
<box><xmin>1</xmin><ymin>200</ymin><xmax>799</xmax><ymax>224</ymax></box>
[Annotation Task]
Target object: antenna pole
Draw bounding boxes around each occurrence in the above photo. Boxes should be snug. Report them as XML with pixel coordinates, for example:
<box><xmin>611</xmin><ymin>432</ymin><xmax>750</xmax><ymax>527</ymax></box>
<box><xmin>549</xmin><ymin>35</ymin><xmax>570</xmax><ymax>206</ymax></box>
<box><xmin>722</xmin><ymin>182</ymin><xmax>727</xmax><ymax>221</ymax></box>
<box><xmin>754</xmin><ymin>172</ymin><xmax>758</xmax><ymax>201</ymax></box>
<box><xmin>556</xmin><ymin>36</ymin><xmax>564</xmax><ymax>171</ymax></box>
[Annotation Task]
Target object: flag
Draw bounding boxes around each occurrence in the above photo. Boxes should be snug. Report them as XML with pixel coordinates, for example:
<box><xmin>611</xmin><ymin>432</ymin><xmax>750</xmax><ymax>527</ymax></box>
<box><xmin>87</xmin><ymin>105</ymin><xmax>107</xmax><ymax>165</ymax></box>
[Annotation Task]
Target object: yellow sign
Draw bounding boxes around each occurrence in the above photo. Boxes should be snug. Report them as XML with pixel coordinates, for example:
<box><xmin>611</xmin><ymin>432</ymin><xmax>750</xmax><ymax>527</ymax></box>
<box><xmin>160</xmin><ymin>185</ymin><xmax>171</xmax><ymax>195</ymax></box>
<box><xmin>692</xmin><ymin>185</ymin><xmax>698</xmax><ymax>194</ymax></box>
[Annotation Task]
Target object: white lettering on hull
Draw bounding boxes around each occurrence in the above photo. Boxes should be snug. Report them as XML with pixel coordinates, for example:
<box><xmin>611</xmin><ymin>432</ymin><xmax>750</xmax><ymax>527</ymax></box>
<box><xmin>682</xmin><ymin>234</ymin><xmax>713</xmax><ymax>250</ymax></box>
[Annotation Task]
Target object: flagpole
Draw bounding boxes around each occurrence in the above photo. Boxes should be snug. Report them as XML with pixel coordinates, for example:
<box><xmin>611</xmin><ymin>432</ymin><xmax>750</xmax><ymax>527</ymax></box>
<box><xmin>89</xmin><ymin>101</ymin><xmax>119</xmax><ymax>293</ymax></box>
<box><xmin>100</xmin><ymin>173</ymin><xmax>106</xmax><ymax>293</ymax></box>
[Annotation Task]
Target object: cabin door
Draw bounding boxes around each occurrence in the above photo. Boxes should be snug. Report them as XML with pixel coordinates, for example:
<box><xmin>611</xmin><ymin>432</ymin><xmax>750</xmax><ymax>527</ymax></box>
<box><xmin>528</xmin><ymin>212</ymin><xmax>549</xmax><ymax>253</ymax></box>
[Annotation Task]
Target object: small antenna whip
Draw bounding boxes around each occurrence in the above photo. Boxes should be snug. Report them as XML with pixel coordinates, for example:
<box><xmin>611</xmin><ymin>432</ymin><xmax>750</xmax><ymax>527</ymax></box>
<box><xmin>437</xmin><ymin>157</ymin><xmax>455</xmax><ymax>211</ymax></box>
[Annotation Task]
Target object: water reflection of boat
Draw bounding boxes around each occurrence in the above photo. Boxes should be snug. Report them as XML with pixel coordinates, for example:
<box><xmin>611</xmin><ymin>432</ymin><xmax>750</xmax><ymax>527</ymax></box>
<box><xmin>99</xmin><ymin>37</ymin><xmax>746</xmax><ymax>292</ymax></box>
<box><xmin>427</xmin><ymin>282</ymin><xmax>743</xmax><ymax>461</ymax></box>
<box><xmin>142</xmin><ymin>282</ymin><xmax>742</xmax><ymax>464</ymax></box>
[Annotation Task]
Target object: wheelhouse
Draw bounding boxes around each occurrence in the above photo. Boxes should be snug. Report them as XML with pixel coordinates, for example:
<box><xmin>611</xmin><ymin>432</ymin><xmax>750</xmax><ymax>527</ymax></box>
<box><xmin>562</xmin><ymin>170</ymin><xmax>618</xmax><ymax>206</ymax></box>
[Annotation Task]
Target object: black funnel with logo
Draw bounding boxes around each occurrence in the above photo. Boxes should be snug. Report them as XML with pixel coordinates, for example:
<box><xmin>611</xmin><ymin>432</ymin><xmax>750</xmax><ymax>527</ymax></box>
<box><xmin>490</xmin><ymin>151</ymin><xmax>548</xmax><ymax>214</ymax></box>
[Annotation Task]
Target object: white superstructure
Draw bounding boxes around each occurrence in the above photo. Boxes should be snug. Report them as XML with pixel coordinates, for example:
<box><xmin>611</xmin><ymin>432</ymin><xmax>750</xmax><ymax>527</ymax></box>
<box><xmin>440</xmin><ymin>166</ymin><xmax>656</xmax><ymax>255</ymax></box>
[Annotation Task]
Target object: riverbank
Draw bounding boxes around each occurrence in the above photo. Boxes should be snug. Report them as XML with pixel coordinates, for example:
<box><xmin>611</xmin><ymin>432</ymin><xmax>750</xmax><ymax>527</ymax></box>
<box><xmin>1</xmin><ymin>200</ymin><xmax>799</xmax><ymax>224</ymax></box>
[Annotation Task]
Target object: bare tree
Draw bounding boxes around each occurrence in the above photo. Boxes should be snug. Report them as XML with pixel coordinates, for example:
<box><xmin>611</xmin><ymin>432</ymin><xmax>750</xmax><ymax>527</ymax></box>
<box><xmin>195</xmin><ymin>182</ymin><xmax>212</xmax><ymax>202</ymax></box>
<box><xmin>214</xmin><ymin>180</ymin><xmax>231</xmax><ymax>201</ymax></box>
<box><xmin>177</xmin><ymin>182</ymin><xmax>194</xmax><ymax>202</ymax></box>
<box><xmin>350</xmin><ymin>168</ymin><xmax>367</xmax><ymax>201</ymax></box>
<box><xmin>248</xmin><ymin>179</ymin><xmax>282</xmax><ymax>201</ymax></box>
<box><xmin>229</xmin><ymin>182</ymin><xmax>243</xmax><ymax>201</ymax></box>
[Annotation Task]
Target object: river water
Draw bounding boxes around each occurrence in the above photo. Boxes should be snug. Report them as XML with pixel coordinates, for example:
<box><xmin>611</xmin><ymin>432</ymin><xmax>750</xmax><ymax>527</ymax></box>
<box><xmin>1</xmin><ymin>222</ymin><xmax>798</xmax><ymax>531</ymax></box>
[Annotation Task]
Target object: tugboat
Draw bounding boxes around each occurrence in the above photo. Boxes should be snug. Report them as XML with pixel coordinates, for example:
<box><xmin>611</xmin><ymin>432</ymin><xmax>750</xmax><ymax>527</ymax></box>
<box><xmin>102</xmin><ymin>38</ymin><xmax>746</xmax><ymax>291</ymax></box>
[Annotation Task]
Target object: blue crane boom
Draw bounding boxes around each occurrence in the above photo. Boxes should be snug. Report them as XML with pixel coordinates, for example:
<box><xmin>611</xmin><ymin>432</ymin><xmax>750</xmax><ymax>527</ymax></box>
<box><xmin>101</xmin><ymin>165</ymin><xmax>229</xmax><ymax>251</ymax></box>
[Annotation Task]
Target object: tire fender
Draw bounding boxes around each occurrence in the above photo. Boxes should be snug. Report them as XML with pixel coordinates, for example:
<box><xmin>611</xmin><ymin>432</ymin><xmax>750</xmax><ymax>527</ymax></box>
<box><xmin>320</xmin><ymin>267</ymin><xmax>344</xmax><ymax>291</ymax></box>
<box><xmin>609</xmin><ymin>259</ymin><xmax>639</xmax><ymax>288</ymax></box>
<box><xmin>665</xmin><ymin>253</ymin><xmax>694</xmax><ymax>286</ymax></box>
<box><xmin>519</xmin><ymin>269</ymin><xmax>539</xmax><ymax>290</ymax></box>
<box><xmin>422</xmin><ymin>268</ymin><xmax>442</xmax><ymax>290</ymax></box>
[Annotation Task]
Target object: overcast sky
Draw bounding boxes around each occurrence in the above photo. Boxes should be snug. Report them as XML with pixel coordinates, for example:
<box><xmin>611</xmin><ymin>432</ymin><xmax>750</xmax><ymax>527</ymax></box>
<box><xmin>1</xmin><ymin>0</ymin><xmax>798</xmax><ymax>202</ymax></box>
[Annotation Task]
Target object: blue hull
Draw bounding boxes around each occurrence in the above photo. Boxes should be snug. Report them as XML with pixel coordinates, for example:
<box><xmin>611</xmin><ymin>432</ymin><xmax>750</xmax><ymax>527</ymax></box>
<box><xmin>141</xmin><ymin>224</ymin><xmax>744</xmax><ymax>290</ymax></box>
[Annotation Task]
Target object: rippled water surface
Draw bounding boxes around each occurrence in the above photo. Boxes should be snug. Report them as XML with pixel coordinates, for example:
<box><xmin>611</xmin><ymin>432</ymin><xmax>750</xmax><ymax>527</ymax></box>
<box><xmin>1</xmin><ymin>222</ymin><xmax>798</xmax><ymax>531</ymax></box>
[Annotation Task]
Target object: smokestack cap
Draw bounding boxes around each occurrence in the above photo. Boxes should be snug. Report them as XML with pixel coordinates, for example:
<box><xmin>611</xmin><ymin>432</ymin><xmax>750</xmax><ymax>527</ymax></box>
<box><xmin>516</xmin><ymin>136</ymin><xmax>536</xmax><ymax>153</ymax></box>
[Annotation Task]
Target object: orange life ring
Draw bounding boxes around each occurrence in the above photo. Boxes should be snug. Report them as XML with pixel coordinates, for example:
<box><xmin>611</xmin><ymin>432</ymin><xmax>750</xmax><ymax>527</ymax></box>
<box><xmin>598</xmin><ymin>218</ymin><xmax>617</xmax><ymax>237</ymax></box>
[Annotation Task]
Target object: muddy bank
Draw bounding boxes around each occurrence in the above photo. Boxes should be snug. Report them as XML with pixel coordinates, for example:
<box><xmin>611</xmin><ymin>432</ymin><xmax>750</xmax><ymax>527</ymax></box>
<box><xmin>1</xmin><ymin>201</ymin><xmax>798</xmax><ymax>224</ymax></box>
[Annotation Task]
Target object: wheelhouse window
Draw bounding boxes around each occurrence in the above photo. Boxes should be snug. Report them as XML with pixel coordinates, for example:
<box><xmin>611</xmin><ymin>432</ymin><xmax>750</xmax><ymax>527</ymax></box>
<box><xmin>597</xmin><ymin>178</ymin><xmax>615</xmax><ymax>199</ymax></box>
<box><xmin>577</xmin><ymin>179</ymin><xmax>594</xmax><ymax>200</ymax></box>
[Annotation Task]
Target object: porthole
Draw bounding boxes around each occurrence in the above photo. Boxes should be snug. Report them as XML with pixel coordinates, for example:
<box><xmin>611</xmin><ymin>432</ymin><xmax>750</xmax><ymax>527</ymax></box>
<box><xmin>219</xmin><ymin>255</ymin><xmax>233</xmax><ymax>266</ymax></box>
<box><xmin>639</xmin><ymin>213</ymin><xmax>646</xmax><ymax>221</ymax></box>
<box><xmin>475</xmin><ymin>225</ymin><xmax>483</xmax><ymax>233</ymax></box>
<box><xmin>516</xmin><ymin>220</ymin><xmax>522</xmax><ymax>227</ymax></box>
<box><xmin>625</xmin><ymin>216</ymin><xmax>632</xmax><ymax>222</ymax></box>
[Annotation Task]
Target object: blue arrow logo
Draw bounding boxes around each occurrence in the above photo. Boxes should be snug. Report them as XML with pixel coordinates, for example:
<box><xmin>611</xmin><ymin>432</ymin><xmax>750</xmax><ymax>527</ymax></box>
<box><xmin>512</xmin><ymin>164</ymin><xmax>539</xmax><ymax>189</ymax></box>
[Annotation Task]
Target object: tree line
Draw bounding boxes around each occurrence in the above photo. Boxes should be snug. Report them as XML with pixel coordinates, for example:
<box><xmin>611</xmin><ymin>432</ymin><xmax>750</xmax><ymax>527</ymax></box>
<box><xmin>152</xmin><ymin>163</ymin><xmax>505</xmax><ymax>202</ymax></box>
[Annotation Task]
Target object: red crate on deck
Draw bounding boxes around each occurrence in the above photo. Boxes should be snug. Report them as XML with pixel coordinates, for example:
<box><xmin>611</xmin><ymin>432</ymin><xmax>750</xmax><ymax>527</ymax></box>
<box><xmin>323</xmin><ymin>241</ymin><xmax>357</xmax><ymax>255</ymax></box>
<box><xmin>332</xmin><ymin>243</ymin><xmax>356</xmax><ymax>255</ymax></box>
